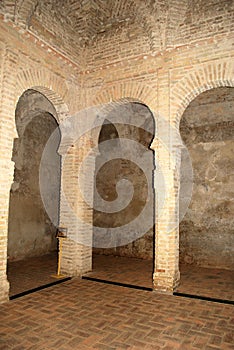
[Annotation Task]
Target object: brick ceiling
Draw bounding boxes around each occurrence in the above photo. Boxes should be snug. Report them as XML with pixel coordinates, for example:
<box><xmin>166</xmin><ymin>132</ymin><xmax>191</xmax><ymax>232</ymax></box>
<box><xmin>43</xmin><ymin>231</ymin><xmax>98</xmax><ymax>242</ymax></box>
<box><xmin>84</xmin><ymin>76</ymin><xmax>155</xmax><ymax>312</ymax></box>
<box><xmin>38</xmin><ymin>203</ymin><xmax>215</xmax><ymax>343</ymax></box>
<box><xmin>0</xmin><ymin>0</ymin><xmax>189</xmax><ymax>48</ymax></box>
<box><xmin>1</xmin><ymin>0</ymin><xmax>233</xmax><ymax>54</ymax></box>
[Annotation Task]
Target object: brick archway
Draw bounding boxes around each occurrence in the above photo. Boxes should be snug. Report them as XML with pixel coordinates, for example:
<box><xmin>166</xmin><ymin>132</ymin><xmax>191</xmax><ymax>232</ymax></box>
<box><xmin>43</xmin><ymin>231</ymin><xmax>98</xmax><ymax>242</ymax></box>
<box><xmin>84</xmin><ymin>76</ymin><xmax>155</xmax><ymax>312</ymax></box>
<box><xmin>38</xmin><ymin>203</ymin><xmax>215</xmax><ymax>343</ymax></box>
<box><xmin>90</xmin><ymin>81</ymin><xmax>158</xmax><ymax>153</ymax></box>
<box><xmin>171</xmin><ymin>59</ymin><xmax>234</xmax><ymax>130</ymax></box>
<box><xmin>165</xmin><ymin>59</ymin><xmax>234</xmax><ymax>292</ymax></box>
<box><xmin>88</xmin><ymin>97</ymin><xmax>156</xmax><ymax>286</ymax></box>
<box><xmin>152</xmin><ymin>59</ymin><xmax>234</xmax><ymax>293</ymax></box>
<box><xmin>91</xmin><ymin>81</ymin><xmax>157</xmax><ymax>114</ymax></box>
<box><xmin>0</xmin><ymin>68</ymin><xmax>71</xmax><ymax>302</ymax></box>
<box><xmin>90</xmin><ymin>97</ymin><xmax>156</xmax><ymax>149</ymax></box>
<box><xmin>16</xmin><ymin>68</ymin><xmax>69</xmax><ymax>124</ymax></box>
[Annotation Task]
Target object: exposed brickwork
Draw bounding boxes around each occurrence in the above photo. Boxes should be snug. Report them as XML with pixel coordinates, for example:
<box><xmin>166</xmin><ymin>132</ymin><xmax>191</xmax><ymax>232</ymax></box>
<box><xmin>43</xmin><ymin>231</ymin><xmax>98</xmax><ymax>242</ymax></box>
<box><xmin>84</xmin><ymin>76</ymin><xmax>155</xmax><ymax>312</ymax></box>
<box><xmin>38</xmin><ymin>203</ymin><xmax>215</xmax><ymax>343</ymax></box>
<box><xmin>83</xmin><ymin>37</ymin><xmax>234</xmax><ymax>292</ymax></box>
<box><xmin>0</xmin><ymin>278</ymin><xmax>234</xmax><ymax>349</ymax></box>
<box><xmin>0</xmin><ymin>45</ymin><xmax>18</xmax><ymax>303</ymax></box>
<box><xmin>171</xmin><ymin>59</ymin><xmax>234</xmax><ymax>130</ymax></box>
<box><xmin>0</xmin><ymin>1</ymin><xmax>233</xmax><ymax>301</ymax></box>
<box><xmin>0</xmin><ymin>20</ymin><xmax>89</xmax><ymax>301</ymax></box>
<box><xmin>175</xmin><ymin>0</ymin><xmax>234</xmax><ymax>46</ymax></box>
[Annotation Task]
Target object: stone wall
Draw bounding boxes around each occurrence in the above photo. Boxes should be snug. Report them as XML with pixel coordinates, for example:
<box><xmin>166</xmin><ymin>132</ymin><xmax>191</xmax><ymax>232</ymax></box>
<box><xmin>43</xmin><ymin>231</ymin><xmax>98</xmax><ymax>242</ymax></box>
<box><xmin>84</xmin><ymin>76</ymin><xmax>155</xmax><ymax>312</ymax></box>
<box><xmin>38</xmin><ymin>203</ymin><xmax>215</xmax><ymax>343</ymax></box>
<box><xmin>180</xmin><ymin>87</ymin><xmax>234</xmax><ymax>269</ymax></box>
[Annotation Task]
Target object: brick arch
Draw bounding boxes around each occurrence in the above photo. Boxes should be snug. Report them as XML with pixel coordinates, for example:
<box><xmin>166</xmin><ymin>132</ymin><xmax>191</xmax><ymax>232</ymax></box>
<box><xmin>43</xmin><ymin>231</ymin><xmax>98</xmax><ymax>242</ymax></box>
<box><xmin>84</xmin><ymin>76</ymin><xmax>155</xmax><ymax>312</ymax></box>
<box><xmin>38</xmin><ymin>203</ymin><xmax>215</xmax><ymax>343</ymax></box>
<box><xmin>15</xmin><ymin>89</ymin><xmax>59</xmax><ymax>139</ymax></box>
<box><xmin>91</xmin><ymin>96</ymin><xmax>156</xmax><ymax>150</ymax></box>
<box><xmin>92</xmin><ymin>81</ymin><xmax>157</xmax><ymax>113</ymax></box>
<box><xmin>171</xmin><ymin>59</ymin><xmax>234</xmax><ymax>131</ymax></box>
<box><xmin>90</xmin><ymin>82</ymin><xmax>157</xmax><ymax>148</ymax></box>
<box><xmin>15</xmin><ymin>68</ymin><xmax>69</xmax><ymax>123</ymax></box>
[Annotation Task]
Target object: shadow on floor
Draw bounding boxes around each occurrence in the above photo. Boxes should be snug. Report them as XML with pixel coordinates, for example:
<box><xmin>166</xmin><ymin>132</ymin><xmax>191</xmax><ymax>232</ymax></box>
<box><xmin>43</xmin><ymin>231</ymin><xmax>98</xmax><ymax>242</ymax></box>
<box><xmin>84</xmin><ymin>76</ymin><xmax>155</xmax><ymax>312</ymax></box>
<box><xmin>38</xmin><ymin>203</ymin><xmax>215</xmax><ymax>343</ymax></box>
<box><xmin>7</xmin><ymin>252</ymin><xmax>58</xmax><ymax>297</ymax></box>
<box><xmin>7</xmin><ymin>252</ymin><xmax>234</xmax><ymax>301</ymax></box>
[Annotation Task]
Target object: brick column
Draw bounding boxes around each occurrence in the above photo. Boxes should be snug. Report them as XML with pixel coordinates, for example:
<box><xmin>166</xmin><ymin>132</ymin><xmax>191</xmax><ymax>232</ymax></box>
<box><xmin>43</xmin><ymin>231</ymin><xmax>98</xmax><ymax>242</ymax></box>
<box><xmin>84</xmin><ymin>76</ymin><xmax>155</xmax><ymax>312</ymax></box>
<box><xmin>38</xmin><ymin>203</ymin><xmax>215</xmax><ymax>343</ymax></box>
<box><xmin>151</xmin><ymin>140</ymin><xmax>180</xmax><ymax>293</ymax></box>
<box><xmin>0</xmin><ymin>47</ymin><xmax>18</xmax><ymax>303</ymax></box>
<box><xmin>59</xmin><ymin>133</ymin><xmax>95</xmax><ymax>276</ymax></box>
<box><xmin>151</xmin><ymin>68</ymin><xmax>180</xmax><ymax>293</ymax></box>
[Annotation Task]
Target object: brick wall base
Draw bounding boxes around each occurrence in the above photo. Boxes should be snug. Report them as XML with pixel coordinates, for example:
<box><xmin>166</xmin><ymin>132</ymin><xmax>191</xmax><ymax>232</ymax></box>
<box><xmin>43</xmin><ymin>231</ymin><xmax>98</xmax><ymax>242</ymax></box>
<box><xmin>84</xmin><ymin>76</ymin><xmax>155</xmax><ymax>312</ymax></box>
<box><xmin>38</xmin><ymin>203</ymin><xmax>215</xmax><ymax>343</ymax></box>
<box><xmin>0</xmin><ymin>277</ymin><xmax>9</xmax><ymax>303</ymax></box>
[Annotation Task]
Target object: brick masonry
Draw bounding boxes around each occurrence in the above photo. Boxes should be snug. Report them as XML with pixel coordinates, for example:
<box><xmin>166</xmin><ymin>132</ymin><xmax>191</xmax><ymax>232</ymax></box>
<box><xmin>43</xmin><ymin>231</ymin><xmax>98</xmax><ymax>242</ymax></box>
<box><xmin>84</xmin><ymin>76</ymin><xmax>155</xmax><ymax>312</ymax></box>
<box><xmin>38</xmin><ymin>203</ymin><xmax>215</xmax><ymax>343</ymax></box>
<box><xmin>1</xmin><ymin>278</ymin><xmax>234</xmax><ymax>350</ymax></box>
<box><xmin>0</xmin><ymin>1</ymin><xmax>233</xmax><ymax>302</ymax></box>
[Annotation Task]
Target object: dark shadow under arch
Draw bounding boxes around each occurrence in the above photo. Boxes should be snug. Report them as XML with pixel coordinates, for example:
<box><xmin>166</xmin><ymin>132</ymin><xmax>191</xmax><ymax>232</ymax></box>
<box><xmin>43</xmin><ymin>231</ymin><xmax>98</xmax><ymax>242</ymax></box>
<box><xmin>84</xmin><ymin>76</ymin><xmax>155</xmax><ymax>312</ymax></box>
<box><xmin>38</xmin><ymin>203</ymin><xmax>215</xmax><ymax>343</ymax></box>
<box><xmin>91</xmin><ymin>101</ymin><xmax>156</xmax><ymax>289</ymax></box>
<box><xmin>178</xmin><ymin>86</ymin><xmax>234</xmax><ymax>301</ymax></box>
<box><xmin>7</xmin><ymin>89</ymin><xmax>62</xmax><ymax>296</ymax></box>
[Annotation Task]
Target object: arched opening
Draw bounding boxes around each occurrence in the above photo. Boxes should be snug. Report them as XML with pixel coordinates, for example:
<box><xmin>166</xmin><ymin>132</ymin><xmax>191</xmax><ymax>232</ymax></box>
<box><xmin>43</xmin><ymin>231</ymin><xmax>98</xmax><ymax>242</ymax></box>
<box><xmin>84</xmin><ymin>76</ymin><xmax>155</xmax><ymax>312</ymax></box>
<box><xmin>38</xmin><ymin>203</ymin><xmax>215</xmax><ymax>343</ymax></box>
<box><xmin>7</xmin><ymin>89</ymin><xmax>61</xmax><ymax>296</ymax></box>
<box><xmin>178</xmin><ymin>87</ymin><xmax>234</xmax><ymax>300</ymax></box>
<box><xmin>87</xmin><ymin>102</ymin><xmax>155</xmax><ymax>288</ymax></box>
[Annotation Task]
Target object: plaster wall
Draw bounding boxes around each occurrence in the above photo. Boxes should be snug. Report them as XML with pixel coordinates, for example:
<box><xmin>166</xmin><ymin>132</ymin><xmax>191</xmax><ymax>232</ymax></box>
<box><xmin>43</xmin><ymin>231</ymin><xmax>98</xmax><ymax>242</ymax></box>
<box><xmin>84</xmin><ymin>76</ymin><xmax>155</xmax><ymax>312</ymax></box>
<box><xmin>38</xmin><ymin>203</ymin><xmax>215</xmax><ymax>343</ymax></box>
<box><xmin>180</xmin><ymin>87</ymin><xmax>234</xmax><ymax>269</ymax></box>
<box><xmin>8</xmin><ymin>91</ymin><xmax>61</xmax><ymax>260</ymax></box>
<box><xmin>93</xmin><ymin>103</ymin><xmax>154</xmax><ymax>259</ymax></box>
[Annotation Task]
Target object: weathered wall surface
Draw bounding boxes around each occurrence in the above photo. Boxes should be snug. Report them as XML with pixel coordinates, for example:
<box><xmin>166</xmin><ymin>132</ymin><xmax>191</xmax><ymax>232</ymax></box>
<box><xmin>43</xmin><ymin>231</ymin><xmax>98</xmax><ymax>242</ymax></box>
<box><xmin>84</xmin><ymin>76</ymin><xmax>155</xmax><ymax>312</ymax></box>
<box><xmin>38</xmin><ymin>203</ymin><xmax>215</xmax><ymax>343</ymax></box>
<box><xmin>180</xmin><ymin>87</ymin><xmax>234</xmax><ymax>269</ymax></box>
<box><xmin>8</xmin><ymin>91</ymin><xmax>61</xmax><ymax>260</ymax></box>
<box><xmin>0</xmin><ymin>19</ymin><xmax>84</xmax><ymax>302</ymax></box>
<box><xmin>93</xmin><ymin>103</ymin><xmax>154</xmax><ymax>259</ymax></box>
<box><xmin>0</xmin><ymin>0</ymin><xmax>233</xmax><ymax>301</ymax></box>
<box><xmin>83</xmin><ymin>27</ymin><xmax>234</xmax><ymax>292</ymax></box>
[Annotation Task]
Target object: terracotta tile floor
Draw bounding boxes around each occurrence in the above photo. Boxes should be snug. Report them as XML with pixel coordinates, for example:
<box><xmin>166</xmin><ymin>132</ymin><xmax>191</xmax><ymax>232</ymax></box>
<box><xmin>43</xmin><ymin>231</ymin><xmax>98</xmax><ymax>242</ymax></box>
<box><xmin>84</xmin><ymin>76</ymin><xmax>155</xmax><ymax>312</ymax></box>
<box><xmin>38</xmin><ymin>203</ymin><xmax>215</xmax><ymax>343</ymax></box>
<box><xmin>7</xmin><ymin>253</ymin><xmax>234</xmax><ymax>301</ymax></box>
<box><xmin>1</xmin><ymin>277</ymin><xmax>234</xmax><ymax>350</ymax></box>
<box><xmin>87</xmin><ymin>254</ymin><xmax>154</xmax><ymax>289</ymax></box>
<box><xmin>7</xmin><ymin>252</ymin><xmax>58</xmax><ymax>296</ymax></box>
<box><xmin>177</xmin><ymin>265</ymin><xmax>234</xmax><ymax>301</ymax></box>
<box><xmin>87</xmin><ymin>255</ymin><xmax>234</xmax><ymax>301</ymax></box>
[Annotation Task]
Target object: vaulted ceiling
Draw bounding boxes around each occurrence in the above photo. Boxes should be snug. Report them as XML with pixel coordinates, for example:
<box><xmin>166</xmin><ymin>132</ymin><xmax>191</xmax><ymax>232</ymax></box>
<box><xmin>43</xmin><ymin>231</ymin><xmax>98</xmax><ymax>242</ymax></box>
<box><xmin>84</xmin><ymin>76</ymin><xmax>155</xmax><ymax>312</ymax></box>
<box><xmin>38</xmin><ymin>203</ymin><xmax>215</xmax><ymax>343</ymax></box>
<box><xmin>1</xmin><ymin>0</ymin><xmax>188</xmax><ymax>48</ymax></box>
<box><xmin>1</xmin><ymin>0</ymin><xmax>233</xmax><ymax>62</ymax></box>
